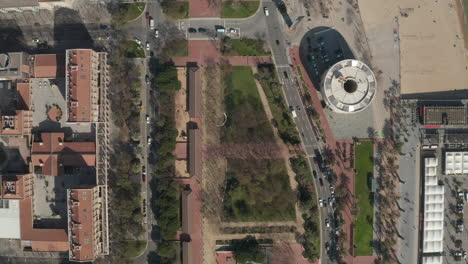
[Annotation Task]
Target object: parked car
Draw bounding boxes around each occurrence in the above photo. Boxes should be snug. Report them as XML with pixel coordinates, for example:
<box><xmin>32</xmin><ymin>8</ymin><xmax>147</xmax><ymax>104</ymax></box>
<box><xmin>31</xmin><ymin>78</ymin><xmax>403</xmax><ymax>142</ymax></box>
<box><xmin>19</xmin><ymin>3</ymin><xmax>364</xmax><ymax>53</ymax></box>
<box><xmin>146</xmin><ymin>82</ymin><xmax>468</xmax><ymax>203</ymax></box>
<box><xmin>188</xmin><ymin>28</ymin><xmax>197</xmax><ymax>33</ymax></box>
<box><xmin>145</xmin><ymin>12</ymin><xmax>150</xmax><ymax>20</ymax></box>
<box><xmin>325</xmin><ymin>218</ymin><xmax>330</xmax><ymax>228</ymax></box>
<box><xmin>198</xmin><ymin>28</ymin><xmax>207</xmax><ymax>33</ymax></box>
<box><xmin>133</xmin><ymin>37</ymin><xmax>141</xmax><ymax>45</ymax></box>
<box><xmin>264</xmin><ymin>7</ymin><xmax>269</xmax><ymax>16</ymax></box>
<box><xmin>283</xmin><ymin>71</ymin><xmax>289</xmax><ymax>79</ymax></box>
<box><xmin>147</xmin><ymin>136</ymin><xmax>152</xmax><ymax>145</ymax></box>
<box><xmin>146</xmin><ymin>115</ymin><xmax>150</xmax><ymax>124</ymax></box>
<box><xmin>457</xmin><ymin>219</ymin><xmax>464</xmax><ymax>233</ymax></box>
<box><xmin>319</xmin><ymin>199</ymin><xmax>323</xmax><ymax>207</ymax></box>
<box><xmin>330</xmin><ymin>185</ymin><xmax>335</xmax><ymax>194</ymax></box>
<box><xmin>142</xmin><ymin>174</ymin><xmax>146</xmax><ymax>183</ymax></box>
<box><xmin>312</xmin><ymin>170</ymin><xmax>317</xmax><ymax>178</ymax></box>
<box><xmin>145</xmin><ymin>75</ymin><xmax>150</xmax><ymax>84</ymax></box>
<box><xmin>319</xmin><ymin>178</ymin><xmax>324</xmax><ymax>186</ymax></box>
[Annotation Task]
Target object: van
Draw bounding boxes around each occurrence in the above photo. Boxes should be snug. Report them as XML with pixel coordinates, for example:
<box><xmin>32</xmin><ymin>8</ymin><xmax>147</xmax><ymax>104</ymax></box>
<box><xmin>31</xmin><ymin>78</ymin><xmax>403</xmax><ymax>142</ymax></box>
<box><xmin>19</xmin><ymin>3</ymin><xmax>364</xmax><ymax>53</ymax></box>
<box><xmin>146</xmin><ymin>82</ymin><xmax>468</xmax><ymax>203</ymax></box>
<box><xmin>264</xmin><ymin>7</ymin><xmax>269</xmax><ymax>16</ymax></box>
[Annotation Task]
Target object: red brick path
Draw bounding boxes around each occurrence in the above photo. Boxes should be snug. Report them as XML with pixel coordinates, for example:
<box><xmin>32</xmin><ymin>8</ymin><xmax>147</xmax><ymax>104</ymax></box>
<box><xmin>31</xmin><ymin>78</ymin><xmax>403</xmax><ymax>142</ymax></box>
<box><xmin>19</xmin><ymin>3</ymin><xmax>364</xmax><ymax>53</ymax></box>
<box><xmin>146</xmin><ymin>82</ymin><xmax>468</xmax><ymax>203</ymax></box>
<box><xmin>289</xmin><ymin>46</ymin><xmax>376</xmax><ymax>264</ymax></box>
<box><xmin>172</xmin><ymin>40</ymin><xmax>272</xmax><ymax>67</ymax></box>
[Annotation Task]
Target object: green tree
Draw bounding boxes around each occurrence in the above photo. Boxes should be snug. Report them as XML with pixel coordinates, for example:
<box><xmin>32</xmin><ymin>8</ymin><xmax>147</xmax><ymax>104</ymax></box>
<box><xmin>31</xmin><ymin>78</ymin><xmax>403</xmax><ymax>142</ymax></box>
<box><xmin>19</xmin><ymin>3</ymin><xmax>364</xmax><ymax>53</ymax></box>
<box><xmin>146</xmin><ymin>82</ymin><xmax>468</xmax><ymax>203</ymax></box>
<box><xmin>231</xmin><ymin>236</ymin><xmax>265</xmax><ymax>264</ymax></box>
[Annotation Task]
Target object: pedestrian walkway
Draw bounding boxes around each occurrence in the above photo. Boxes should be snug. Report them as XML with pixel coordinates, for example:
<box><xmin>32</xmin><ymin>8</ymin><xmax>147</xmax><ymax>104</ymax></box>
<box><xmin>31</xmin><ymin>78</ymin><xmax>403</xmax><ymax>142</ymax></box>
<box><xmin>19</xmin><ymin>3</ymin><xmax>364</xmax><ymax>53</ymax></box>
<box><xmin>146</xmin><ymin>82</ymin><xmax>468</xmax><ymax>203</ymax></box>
<box><xmin>172</xmin><ymin>40</ymin><xmax>272</xmax><ymax>66</ymax></box>
<box><xmin>289</xmin><ymin>46</ymin><xmax>376</xmax><ymax>264</ymax></box>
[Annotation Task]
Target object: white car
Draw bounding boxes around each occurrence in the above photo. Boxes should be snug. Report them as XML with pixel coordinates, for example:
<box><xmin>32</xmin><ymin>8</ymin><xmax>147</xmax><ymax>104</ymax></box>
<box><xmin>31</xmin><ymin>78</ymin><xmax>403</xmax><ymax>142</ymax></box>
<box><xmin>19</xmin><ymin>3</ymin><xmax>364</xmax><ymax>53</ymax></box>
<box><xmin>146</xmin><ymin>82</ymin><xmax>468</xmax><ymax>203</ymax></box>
<box><xmin>146</xmin><ymin>115</ymin><xmax>150</xmax><ymax>124</ymax></box>
<box><xmin>147</xmin><ymin>136</ymin><xmax>152</xmax><ymax>145</ymax></box>
<box><xmin>146</xmin><ymin>42</ymin><xmax>150</xmax><ymax>51</ymax></box>
<box><xmin>155</xmin><ymin>29</ymin><xmax>159</xmax><ymax>38</ymax></box>
<box><xmin>264</xmin><ymin>7</ymin><xmax>269</xmax><ymax>16</ymax></box>
<box><xmin>134</xmin><ymin>37</ymin><xmax>141</xmax><ymax>45</ymax></box>
<box><xmin>319</xmin><ymin>199</ymin><xmax>323</xmax><ymax>207</ymax></box>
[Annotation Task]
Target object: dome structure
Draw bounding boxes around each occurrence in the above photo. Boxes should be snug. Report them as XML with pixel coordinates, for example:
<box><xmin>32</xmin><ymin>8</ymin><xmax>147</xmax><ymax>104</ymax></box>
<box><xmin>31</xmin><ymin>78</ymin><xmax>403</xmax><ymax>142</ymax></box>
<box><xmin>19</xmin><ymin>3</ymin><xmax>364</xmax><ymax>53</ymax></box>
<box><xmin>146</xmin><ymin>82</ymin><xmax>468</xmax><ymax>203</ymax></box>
<box><xmin>321</xmin><ymin>59</ymin><xmax>376</xmax><ymax>113</ymax></box>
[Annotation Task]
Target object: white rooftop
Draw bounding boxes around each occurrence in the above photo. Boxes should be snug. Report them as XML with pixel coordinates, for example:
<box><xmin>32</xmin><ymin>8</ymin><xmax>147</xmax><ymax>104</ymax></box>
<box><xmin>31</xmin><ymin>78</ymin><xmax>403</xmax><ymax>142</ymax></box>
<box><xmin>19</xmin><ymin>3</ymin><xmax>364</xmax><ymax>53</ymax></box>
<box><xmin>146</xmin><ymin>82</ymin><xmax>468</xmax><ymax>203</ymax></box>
<box><xmin>422</xmin><ymin>158</ymin><xmax>444</xmax><ymax>254</ymax></box>
<box><xmin>445</xmin><ymin>152</ymin><xmax>468</xmax><ymax>174</ymax></box>
<box><xmin>321</xmin><ymin>59</ymin><xmax>376</xmax><ymax>113</ymax></box>
<box><xmin>0</xmin><ymin>199</ymin><xmax>21</xmax><ymax>239</ymax></box>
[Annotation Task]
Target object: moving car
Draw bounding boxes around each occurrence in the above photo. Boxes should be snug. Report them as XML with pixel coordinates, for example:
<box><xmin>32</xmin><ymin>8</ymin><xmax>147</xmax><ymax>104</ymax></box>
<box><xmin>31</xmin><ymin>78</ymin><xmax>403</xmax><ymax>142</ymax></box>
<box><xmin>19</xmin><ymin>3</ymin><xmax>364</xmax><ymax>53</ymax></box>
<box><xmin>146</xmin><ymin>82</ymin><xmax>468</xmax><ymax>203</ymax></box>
<box><xmin>319</xmin><ymin>178</ymin><xmax>324</xmax><ymax>186</ymax></box>
<box><xmin>264</xmin><ymin>7</ymin><xmax>269</xmax><ymax>16</ymax></box>
<box><xmin>146</xmin><ymin>42</ymin><xmax>150</xmax><ymax>51</ymax></box>
<box><xmin>319</xmin><ymin>199</ymin><xmax>323</xmax><ymax>207</ymax></box>
<box><xmin>146</xmin><ymin>115</ymin><xmax>150</xmax><ymax>124</ymax></box>
<box><xmin>289</xmin><ymin>105</ymin><xmax>297</xmax><ymax>118</ymax></box>
<box><xmin>325</xmin><ymin>218</ymin><xmax>330</xmax><ymax>228</ymax></box>
<box><xmin>145</xmin><ymin>12</ymin><xmax>150</xmax><ymax>20</ymax></box>
<box><xmin>147</xmin><ymin>136</ymin><xmax>152</xmax><ymax>145</ymax></box>
<box><xmin>283</xmin><ymin>71</ymin><xmax>289</xmax><ymax>79</ymax></box>
<box><xmin>149</xmin><ymin>18</ymin><xmax>155</xmax><ymax>29</ymax></box>
<box><xmin>155</xmin><ymin>29</ymin><xmax>159</xmax><ymax>38</ymax></box>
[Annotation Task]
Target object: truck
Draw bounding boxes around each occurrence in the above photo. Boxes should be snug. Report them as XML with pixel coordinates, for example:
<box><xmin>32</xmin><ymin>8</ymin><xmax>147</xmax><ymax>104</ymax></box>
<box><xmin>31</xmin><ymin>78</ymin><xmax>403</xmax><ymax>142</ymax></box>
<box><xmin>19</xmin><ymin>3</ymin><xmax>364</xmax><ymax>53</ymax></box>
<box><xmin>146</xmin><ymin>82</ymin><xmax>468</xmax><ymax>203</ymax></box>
<box><xmin>149</xmin><ymin>18</ymin><xmax>155</xmax><ymax>30</ymax></box>
<box><xmin>215</xmin><ymin>25</ymin><xmax>225</xmax><ymax>33</ymax></box>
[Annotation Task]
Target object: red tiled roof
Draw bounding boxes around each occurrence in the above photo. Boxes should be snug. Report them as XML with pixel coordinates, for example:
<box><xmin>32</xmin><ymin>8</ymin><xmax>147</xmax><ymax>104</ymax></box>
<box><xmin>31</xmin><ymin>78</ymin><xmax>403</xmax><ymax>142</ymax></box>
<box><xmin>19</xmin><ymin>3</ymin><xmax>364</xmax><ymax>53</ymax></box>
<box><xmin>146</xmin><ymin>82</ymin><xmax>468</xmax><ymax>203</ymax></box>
<box><xmin>17</xmin><ymin>82</ymin><xmax>30</xmax><ymax>110</ymax></box>
<box><xmin>31</xmin><ymin>132</ymin><xmax>96</xmax><ymax>176</ymax></box>
<box><xmin>33</xmin><ymin>54</ymin><xmax>64</xmax><ymax>78</ymax></box>
<box><xmin>216</xmin><ymin>251</ymin><xmax>236</xmax><ymax>264</ymax></box>
<box><xmin>69</xmin><ymin>188</ymin><xmax>95</xmax><ymax>261</ymax></box>
<box><xmin>20</xmin><ymin>197</ymin><xmax>68</xmax><ymax>249</ymax></box>
<box><xmin>1</xmin><ymin>175</ymin><xmax>24</xmax><ymax>199</ymax></box>
<box><xmin>67</xmin><ymin>49</ymin><xmax>92</xmax><ymax>122</ymax></box>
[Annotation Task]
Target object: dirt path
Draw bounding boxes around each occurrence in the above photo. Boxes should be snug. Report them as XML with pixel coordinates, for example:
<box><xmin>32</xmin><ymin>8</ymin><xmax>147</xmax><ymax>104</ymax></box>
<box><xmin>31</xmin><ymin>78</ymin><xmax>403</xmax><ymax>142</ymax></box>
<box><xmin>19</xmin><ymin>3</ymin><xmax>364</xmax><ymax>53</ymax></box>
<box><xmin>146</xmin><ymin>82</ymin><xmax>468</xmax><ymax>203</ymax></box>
<box><xmin>200</xmin><ymin>65</ymin><xmax>227</xmax><ymax>264</ymax></box>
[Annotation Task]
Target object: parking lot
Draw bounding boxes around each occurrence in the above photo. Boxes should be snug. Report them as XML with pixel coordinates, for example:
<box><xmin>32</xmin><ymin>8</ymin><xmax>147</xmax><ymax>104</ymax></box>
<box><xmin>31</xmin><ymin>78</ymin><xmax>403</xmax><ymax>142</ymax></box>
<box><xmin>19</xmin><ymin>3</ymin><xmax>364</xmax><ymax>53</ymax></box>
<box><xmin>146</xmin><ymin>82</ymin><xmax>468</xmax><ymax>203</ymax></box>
<box><xmin>441</xmin><ymin>161</ymin><xmax>468</xmax><ymax>263</ymax></box>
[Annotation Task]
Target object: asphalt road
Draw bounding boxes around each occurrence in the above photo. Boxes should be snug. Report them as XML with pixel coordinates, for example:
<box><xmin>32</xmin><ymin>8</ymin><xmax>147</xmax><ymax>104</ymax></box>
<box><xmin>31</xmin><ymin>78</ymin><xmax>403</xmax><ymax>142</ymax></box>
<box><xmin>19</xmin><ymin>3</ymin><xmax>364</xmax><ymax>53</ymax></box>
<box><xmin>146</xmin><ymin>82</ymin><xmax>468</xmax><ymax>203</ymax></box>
<box><xmin>262</xmin><ymin>2</ymin><xmax>337</xmax><ymax>263</ymax></box>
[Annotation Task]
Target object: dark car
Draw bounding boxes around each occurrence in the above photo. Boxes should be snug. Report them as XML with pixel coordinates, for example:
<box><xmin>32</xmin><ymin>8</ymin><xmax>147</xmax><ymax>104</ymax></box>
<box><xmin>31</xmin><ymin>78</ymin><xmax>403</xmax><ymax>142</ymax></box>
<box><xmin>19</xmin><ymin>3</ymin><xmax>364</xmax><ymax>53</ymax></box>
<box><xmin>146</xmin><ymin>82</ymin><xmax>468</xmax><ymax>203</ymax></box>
<box><xmin>188</xmin><ymin>28</ymin><xmax>197</xmax><ymax>33</ymax></box>
<box><xmin>312</xmin><ymin>170</ymin><xmax>317</xmax><ymax>178</ymax></box>
<box><xmin>319</xmin><ymin>178</ymin><xmax>324</xmax><ymax>186</ymax></box>
<box><xmin>145</xmin><ymin>12</ymin><xmax>150</xmax><ymax>19</ymax></box>
<box><xmin>276</xmin><ymin>40</ymin><xmax>280</xmax><ymax>45</ymax></box>
<box><xmin>198</xmin><ymin>27</ymin><xmax>207</xmax><ymax>32</ymax></box>
<box><xmin>145</xmin><ymin>75</ymin><xmax>150</xmax><ymax>84</ymax></box>
<box><xmin>283</xmin><ymin>71</ymin><xmax>289</xmax><ymax>79</ymax></box>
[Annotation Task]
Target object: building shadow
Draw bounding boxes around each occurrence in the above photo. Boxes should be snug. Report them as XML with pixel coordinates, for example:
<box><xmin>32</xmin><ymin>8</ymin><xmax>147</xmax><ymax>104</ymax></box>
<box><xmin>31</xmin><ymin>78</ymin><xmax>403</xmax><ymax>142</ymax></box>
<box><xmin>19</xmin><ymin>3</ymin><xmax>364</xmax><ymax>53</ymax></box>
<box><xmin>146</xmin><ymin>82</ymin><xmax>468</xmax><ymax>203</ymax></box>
<box><xmin>299</xmin><ymin>26</ymin><xmax>355</xmax><ymax>89</ymax></box>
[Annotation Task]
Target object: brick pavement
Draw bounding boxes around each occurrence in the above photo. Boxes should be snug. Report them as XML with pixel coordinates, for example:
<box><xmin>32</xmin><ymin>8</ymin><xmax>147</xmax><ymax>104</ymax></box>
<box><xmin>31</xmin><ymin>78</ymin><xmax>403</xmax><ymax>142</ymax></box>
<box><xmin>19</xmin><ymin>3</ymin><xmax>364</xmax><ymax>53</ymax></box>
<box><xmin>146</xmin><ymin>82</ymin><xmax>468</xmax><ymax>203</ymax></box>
<box><xmin>172</xmin><ymin>40</ymin><xmax>272</xmax><ymax>67</ymax></box>
<box><xmin>290</xmin><ymin>46</ymin><xmax>376</xmax><ymax>264</ymax></box>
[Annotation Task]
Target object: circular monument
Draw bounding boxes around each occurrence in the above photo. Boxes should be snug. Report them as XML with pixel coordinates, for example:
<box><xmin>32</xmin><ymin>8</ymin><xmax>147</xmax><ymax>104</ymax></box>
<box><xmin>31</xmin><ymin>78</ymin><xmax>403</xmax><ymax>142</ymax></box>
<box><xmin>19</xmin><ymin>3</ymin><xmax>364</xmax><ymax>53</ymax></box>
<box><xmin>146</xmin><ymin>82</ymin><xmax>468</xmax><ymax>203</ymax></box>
<box><xmin>321</xmin><ymin>59</ymin><xmax>376</xmax><ymax>113</ymax></box>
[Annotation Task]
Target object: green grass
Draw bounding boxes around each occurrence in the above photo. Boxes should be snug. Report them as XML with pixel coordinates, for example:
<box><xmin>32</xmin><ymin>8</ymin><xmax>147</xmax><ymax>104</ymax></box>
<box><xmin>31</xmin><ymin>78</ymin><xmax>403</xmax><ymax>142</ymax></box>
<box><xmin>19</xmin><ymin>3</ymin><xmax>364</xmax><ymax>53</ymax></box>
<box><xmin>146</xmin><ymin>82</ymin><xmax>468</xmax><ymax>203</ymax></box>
<box><xmin>162</xmin><ymin>39</ymin><xmax>188</xmax><ymax>57</ymax></box>
<box><xmin>222</xmin><ymin>66</ymin><xmax>275</xmax><ymax>143</ymax></box>
<box><xmin>221</xmin><ymin>66</ymin><xmax>295</xmax><ymax>222</ymax></box>
<box><xmin>121</xmin><ymin>240</ymin><xmax>147</xmax><ymax>258</ymax></box>
<box><xmin>463</xmin><ymin>0</ymin><xmax>468</xmax><ymax>24</ymax></box>
<box><xmin>257</xmin><ymin>65</ymin><xmax>300</xmax><ymax>145</ymax></box>
<box><xmin>354</xmin><ymin>140</ymin><xmax>374</xmax><ymax>256</ymax></box>
<box><xmin>122</xmin><ymin>40</ymin><xmax>145</xmax><ymax>58</ymax></box>
<box><xmin>221</xmin><ymin>39</ymin><xmax>271</xmax><ymax>56</ymax></box>
<box><xmin>161</xmin><ymin>1</ymin><xmax>189</xmax><ymax>19</ymax></box>
<box><xmin>112</xmin><ymin>3</ymin><xmax>146</xmax><ymax>28</ymax></box>
<box><xmin>221</xmin><ymin>1</ymin><xmax>260</xmax><ymax>18</ymax></box>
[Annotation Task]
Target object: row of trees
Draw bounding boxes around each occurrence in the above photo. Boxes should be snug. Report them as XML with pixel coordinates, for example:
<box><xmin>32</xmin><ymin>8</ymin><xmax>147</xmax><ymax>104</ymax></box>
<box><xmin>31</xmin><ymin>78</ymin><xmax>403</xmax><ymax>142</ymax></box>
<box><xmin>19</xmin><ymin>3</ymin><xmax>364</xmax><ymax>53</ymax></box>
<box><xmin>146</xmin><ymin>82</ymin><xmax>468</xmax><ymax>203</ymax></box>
<box><xmin>290</xmin><ymin>157</ymin><xmax>320</xmax><ymax>261</ymax></box>
<box><xmin>256</xmin><ymin>64</ymin><xmax>301</xmax><ymax>145</ymax></box>
<box><xmin>107</xmin><ymin>39</ymin><xmax>144</xmax><ymax>259</ymax></box>
<box><xmin>149</xmin><ymin>59</ymin><xmax>182</xmax><ymax>262</ymax></box>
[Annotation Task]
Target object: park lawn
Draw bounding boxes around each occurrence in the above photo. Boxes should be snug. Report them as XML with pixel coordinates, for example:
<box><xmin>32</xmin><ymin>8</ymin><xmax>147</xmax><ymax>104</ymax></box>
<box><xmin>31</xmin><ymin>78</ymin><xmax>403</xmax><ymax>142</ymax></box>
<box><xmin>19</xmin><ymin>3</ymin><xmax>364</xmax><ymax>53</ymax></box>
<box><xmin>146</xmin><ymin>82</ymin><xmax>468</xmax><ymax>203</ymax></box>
<box><xmin>113</xmin><ymin>3</ymin><xmax>146</xmax><ymax>27</ymax></box>
<box><xmin>354</xmin><ymin>140</ymin><xmax>375</xmax><ymax>256</ymax></box>
<box><xmin>222</xmin><ymin>1</ymin><xmax>260</xmax><ymax>18</ymax></box>
<box><xmin>161</xmin><ymin>1</ymin><xmax>189</xmax><ymax>19</ymax></box>
<box><xmin>122</xmin><ymin>40</ymin><xmax>145</xmax><ymax>58</ymax></box>
<box><xmin>162</xmin><ymin>39</ymin><xmax>188</xmax><ymax>57</ymax></box>
<box><xmin>221</xmin><ymin>66</ymin><xmax>295</xmax><ymax>221</ymax></box>
<box><xmin>222</xmin><ymin>66</ymin><xmax>274</xmax><ymax>143</ymax></box>
<box><xmin>121</xmin><ymin>240</ymin><xmax>147</xmax><ymax>258</ymax></box>
<box><xmin>222</xmin><ymin>39</ymin><xmax>271</xmax><ymax>56</ymax></box>
<box><xmin>224</xmin><ymin>159</ymin><xmax>296</xmax><ymax>221</ymax></box>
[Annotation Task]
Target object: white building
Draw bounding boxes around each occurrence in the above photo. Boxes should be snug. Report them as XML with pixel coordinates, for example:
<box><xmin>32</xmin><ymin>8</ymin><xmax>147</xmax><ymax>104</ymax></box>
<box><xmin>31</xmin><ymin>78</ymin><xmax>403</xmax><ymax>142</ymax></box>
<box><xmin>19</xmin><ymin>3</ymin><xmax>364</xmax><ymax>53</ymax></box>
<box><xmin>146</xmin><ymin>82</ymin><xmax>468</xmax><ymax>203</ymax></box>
<box><xmin>422</xmin><ymin>157</ymin><xmax>444</xmax><ymax>257</ymax></box>
<box><xmin>445</xmin><ymin>151</ymin><xmax>468</xmax><ymax>174</ymax></box>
